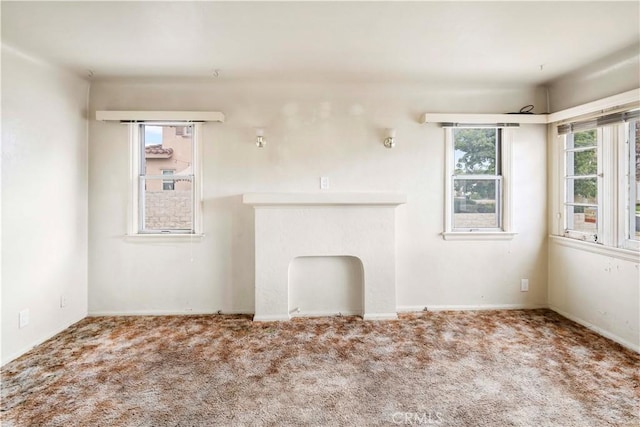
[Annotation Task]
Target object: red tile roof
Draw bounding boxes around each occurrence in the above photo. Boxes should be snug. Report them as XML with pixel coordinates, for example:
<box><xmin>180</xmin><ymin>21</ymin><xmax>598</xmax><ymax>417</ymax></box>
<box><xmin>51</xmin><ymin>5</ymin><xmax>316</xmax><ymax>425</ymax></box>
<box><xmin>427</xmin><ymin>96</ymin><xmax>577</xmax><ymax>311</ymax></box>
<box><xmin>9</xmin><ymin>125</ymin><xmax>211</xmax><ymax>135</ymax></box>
<box><xmin>145</xmin><ymin>144</ymin><xmax>173</xmax><ymax>157</ymax></box>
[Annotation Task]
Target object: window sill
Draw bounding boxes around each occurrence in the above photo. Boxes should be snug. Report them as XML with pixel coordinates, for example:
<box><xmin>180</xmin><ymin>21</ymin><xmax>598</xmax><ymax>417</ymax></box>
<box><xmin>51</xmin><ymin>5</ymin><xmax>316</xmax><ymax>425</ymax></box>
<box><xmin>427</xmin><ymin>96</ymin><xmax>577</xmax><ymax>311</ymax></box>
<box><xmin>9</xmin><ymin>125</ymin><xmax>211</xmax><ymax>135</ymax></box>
<box><xmin>549</xmin><ymin>235</ymin><xmax>639</xmax><ymax>263</ymax></box>
<box><xmin>124</xmin><ymin>234</ymin><xmax>205</xmax><ymax>243</ymax></box>
<box><xmin>442</xmin><ymin>231</ymin><xmax>517</xmax><ymax>241</ymax></box>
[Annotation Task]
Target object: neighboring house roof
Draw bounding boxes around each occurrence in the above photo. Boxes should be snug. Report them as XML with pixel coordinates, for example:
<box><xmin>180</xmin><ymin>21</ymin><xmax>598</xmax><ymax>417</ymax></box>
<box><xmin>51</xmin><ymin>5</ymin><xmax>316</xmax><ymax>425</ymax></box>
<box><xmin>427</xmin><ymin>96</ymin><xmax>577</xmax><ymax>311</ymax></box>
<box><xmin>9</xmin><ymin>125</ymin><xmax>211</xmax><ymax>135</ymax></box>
<box><xmin>145</xmin><ymin>144</ymin><xmax>173</xmax><ymax>158</ymax></box>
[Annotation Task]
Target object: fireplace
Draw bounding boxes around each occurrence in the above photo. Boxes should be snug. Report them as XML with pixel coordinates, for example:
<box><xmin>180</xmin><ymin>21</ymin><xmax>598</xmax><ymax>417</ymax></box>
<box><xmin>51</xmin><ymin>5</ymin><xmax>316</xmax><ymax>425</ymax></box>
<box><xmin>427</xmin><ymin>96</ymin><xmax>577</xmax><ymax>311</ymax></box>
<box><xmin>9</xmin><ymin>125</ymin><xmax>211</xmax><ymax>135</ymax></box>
<box><xmin>243</xmin><ymin>193</ymin><xmax>406</xmax><ymax>321</ymax></box>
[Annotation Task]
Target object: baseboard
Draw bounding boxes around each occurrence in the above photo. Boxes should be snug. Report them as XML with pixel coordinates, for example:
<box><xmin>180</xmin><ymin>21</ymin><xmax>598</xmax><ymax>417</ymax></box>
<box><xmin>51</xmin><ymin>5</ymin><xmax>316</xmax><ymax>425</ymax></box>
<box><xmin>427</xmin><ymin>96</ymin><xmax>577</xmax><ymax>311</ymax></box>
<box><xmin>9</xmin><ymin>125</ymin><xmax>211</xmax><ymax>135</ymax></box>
<box><xmin>362</xmin><ymin>312</ymin><xmax>399</xmax><ymax>320</ymax></box>
<box><xmin>290</xmin><ymin>310</ymin><xmax>362</xmax><ymax>318</ymax></box>
<box><xmin>90</xmin><ymin>305</ymin><xmax>548</xmax><ymax>318</ymax></box>
<box><xmin>397</xmin><ymin>303</ymin><xmax>548</xmax><ymax>313</ymax></box>
<box><xmin>88</xmin><ymin>309</ymin><xmax>254</xmax><ymax>317</ymax></box>
<box><xmin>1</xmin><ymin>313</ymin><xmax>87</xmax><ymax>367</ymax></box>
<box><xmin>549</xmin><ymin>306</ymin><xmax>640</xmax><ymax>353</ymax></box>
<box><xmin>252</xmin><ymin>314</ymin><xmax>290</xmax><ymax>322</ymax></box>
<box><xmin>3</xmin><ymin>340</ymin><xmax>54</xmax><ymax>367</ymax></box>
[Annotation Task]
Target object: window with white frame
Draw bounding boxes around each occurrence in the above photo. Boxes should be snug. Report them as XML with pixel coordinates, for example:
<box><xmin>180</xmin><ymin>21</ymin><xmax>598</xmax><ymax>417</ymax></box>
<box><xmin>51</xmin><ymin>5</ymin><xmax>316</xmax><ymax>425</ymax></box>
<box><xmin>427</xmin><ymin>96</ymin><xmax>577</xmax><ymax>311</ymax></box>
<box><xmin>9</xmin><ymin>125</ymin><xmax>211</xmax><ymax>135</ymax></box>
<box><xmin>130</xmin><ymin>122</ymin><xmax>201</xmax><ymax>235</ymax></box>
<box><xmin>453</xmin><ymin>128</ymin><xmax>502</xmax><ymax>230</ymax></box>
<box><xmin>443</xmin><ymin>125</ymin><xmax>515</xmax><ymax>239</ymax></box>
<box><xmin>557</xmin><ymin>107</ymin><xmax>639</xmax><ymax>250</ymax></box>
<box><xmin>162</xmin><ymin>169</ymin><xmax>175</xmax><ymax>191</ymax></box>
<box><xmin>623</xmin><ymin>118</ymin><xmax>639</xmax><ymax>248</ymax></box>
<box><xmin>563</xmin><ymin>128</ymin><xmax>600</xmax><ymax>242</ymax></box>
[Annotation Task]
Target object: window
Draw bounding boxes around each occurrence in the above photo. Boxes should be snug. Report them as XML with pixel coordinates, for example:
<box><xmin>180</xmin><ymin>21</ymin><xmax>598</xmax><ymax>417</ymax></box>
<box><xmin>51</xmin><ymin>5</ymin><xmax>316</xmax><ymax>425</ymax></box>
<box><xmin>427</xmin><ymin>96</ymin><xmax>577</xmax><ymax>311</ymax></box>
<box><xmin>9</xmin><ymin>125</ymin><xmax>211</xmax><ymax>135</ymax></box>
<box><xmin>443</xmin><ymin>126</ymin><xmax>515</xmax><ymax>240</ymax></box>
<box><xmin>563</xmin><ymin>129</ymin><xmax>600</xmax><ymax>242</ymax></box>
<box><xmin>175</xmin><ymin>126</ymin><xmax>192</xmax><ymax>137</ymax></box>
<box><xmin>453</xmin><ymin>128</ymin><xmax>502</xmax><ymax>230</ymax></box>
<box><xmin>162</xmin><ymin>170</ymin><xmax>175</xmax><ymax>191</ymax></box>
<box><xmin>556</xmin><ymin>107</ymin><xmax>640</xmax><ymax>250</ymax></box>
<box><xmin>623</xmin><ymin>119</ymin><xmax>639</xmax><ymax>248</ymax></box>
<box><xmin>130</xmin><ymin>122</ymin><xmax>201</xmax><ymax>235</ymax></box>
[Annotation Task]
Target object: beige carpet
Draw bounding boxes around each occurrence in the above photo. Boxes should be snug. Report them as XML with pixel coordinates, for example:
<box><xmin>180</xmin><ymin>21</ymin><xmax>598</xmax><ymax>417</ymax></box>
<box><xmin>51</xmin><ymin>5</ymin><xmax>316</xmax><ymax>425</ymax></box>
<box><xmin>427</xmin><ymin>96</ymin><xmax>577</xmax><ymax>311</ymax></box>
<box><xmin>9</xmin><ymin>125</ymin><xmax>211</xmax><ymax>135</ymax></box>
<box><xmin>1</xmin><ymin>309</ymin><xmax>638</xmax><ymax>426</ymax></box>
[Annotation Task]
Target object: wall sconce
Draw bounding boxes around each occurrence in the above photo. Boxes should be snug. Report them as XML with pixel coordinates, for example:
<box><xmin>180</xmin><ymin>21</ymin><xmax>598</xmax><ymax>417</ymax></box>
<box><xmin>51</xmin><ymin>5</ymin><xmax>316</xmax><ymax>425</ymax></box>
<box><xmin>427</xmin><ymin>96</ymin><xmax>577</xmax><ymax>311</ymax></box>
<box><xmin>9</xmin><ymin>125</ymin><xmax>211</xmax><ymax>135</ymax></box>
<box><xmin>384</xmin><ymin>128</ymin><xmax>396</xmax><ymax>148</ymax></box>
<box><xmin>255</xmin><ymin>128</ymin><xmax>266</xmax><ymax>148</ymax></box>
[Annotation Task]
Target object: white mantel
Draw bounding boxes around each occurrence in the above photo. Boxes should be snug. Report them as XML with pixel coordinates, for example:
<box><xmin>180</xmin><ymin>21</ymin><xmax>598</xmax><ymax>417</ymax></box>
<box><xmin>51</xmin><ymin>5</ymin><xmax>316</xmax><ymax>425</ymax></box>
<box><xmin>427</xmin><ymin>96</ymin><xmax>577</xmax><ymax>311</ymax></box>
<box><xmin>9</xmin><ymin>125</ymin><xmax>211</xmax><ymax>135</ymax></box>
<box><xmin>243</xmin><ymin>192</ymin><xmax>407</xmax><ymax>206</ymax></box>
<box><xmin>244</xmin><ymin>192</ymin><xmax>406</xmax><ymax>321</ymax></box>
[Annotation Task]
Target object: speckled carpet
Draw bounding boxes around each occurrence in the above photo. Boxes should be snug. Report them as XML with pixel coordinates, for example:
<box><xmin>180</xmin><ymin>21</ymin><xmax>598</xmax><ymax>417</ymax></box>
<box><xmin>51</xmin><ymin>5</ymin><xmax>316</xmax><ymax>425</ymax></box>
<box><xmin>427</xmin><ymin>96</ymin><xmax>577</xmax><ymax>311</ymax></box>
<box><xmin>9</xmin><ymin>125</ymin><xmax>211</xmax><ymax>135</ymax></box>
<box><xmin>1</xmin><ymin>309</ymin><xmax>638</xmax><ymax>426</ymax></box>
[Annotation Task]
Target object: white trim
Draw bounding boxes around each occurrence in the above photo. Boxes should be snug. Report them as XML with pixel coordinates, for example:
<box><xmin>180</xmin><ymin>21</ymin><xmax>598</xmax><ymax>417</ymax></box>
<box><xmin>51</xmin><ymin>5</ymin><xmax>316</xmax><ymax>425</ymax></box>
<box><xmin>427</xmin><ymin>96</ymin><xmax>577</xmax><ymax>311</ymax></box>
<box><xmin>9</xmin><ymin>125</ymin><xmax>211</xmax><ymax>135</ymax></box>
<box><xmin>2</xmin><ymin>339</ymin><xmax>52</xmax><ymax>367</ymax></box>
<box><xmin>96</xmin><ymin>110</ymin><xmax>225</xmax><ymax>123</ymax></box>
<box><xmin>88</xmin><ymin>309</ymin><xmax>254</xmax><ymax>317</ymax></box>
<box><xmin>441</xmin><ymin>231</ymin><xmax>518</xmax><ymax>241</ymax></box>
<box><xmin>362</xmin><ymin>312</ymin><xmax>399</xmax><ymax>320</ymax></box>
<box><xmin>549</xmin><ymin>306</ymin><xmax>639</xmax><ymax>353</ymax></box>
<box><xmin>1</xmin><ymin>315</ymin><xmax>87</xmax><ymax>366</ymax></box>
<box><xmin>421</xmin><ymin>89</ymin><xmax>640</xmax><ymax>126</ymax></box>
<box><xmin>547</xmin><ymin>88</ymin><xmax>640</xmax><ymax>124</ymax></box>
<box><xmin>128</xmin><ymin>124</ymin><xmax>139</xmax><ymax>235</ymax></box>
<box><xmin>619</xmin><ymin>121</ymin><xmax>640</xmax><ymax>250</ymax></box>
<box><xmin>623</xmin><ymin>239</ymin><xmax>640</xmax><ymax>251</ymax></box>
<box><xmin>501</xmin><ymin>129</ymin><xmax>514</xmax><ymax>231</ymax></box>
<box><xmin>397</xmin><ymin>304</ymin><xmax>547</xmax><ymax>312</ymax></box>
<box><xmin>549</xmin><ymin>235</ymin><xmax>640</xmax><ymax>263</ymax></box>
<box><xmin>443</xmin><ymin>129</ymin><xmax>454</xmax><ymax>232</ymax></box>
<box><xmin>601</xmin><ymin>127</ymin><xmax>616</xmax><ymax>246</ymax></box>
<box><xmin>128</xmin><ymin>123</ymin><xmax>203</xmax><ymax>236</ymax></box>
<box><xmin>123</xmin><ymin>234</ymin><xmax>205</xmax><ymax>242</ymax></box>
<box><xmin>253</xmin><ymin>314</ymin><xmax>291</xmax><ymax>322</ymax></box>
<box><xmin>549</xmin><ymin>128</ymin><xmax>564</xmax><ymax>236</ymax></box>
<box><xmin>290</xmin><ymin>310</ymin><xmax>363</xmax><ymax>318</ymax></box>
<box><xmin>193</xmin><ymin>124</ymin><xmax>203</xmax><ymax>233</ymax></box>
<box><xmin>242</xmin><ymin>192</ymin><xmax>406</xmax><ymax>206</ymax></box>
<box><xmin>443</xmin><ymin>127</ymin><xmax>514</xmax><ymax>237</ymax></box>
<box><xmin>561</xmin><ymin>129</ymin><xmax>602</xmax><ymax>243</ymax></box>
<box><xmin>421</xmin><ymin>113</ymin><xmax>547</xmax><ymax>125</ymax></box>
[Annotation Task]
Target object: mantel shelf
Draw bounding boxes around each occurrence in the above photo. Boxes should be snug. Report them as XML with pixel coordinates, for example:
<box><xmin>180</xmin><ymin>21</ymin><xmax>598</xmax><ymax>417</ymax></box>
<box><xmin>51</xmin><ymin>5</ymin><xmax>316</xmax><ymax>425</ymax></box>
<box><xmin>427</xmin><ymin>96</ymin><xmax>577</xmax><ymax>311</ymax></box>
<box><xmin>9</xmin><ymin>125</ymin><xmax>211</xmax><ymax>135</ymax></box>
<box><xmin>421</xmin><ymin>113</ymin><xmax>548</xmax><ymax>125</ymax></box>
<box><xmin>95</xmin><ymin>110</ymin><xmax>225</xmax><ymax>122</ymax></box>
<box><xmin>243</xmin><ymin>192</ymin><xmax>406</xmax><ymax>206</ymax></box>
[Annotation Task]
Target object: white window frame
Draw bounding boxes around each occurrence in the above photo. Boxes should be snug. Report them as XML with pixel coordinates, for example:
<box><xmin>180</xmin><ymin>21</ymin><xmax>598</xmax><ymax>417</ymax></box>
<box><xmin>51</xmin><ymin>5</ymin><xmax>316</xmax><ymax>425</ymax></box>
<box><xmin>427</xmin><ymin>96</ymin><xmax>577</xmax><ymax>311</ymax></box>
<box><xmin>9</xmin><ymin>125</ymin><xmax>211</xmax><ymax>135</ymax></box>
<box><xmin>552</xmin><ymin>107</ymin><xmax>640</xmax><ymax>255</ymax></box>
<box><xmin>128</xmin><ymin>122</ymin><xmax>203</xmax><ymax>238</ymax></box>
<box><xmin>161</xmin><ymin>169</ymin><xmax>175</xmax><ymax>191</ymax></box>
<box><xmin>443</xmin><ymin>126</ymin><xmax>516</xmax><ymax>241</ymax></box>
<box><xmin>618</xmin><ymin>120</ymin><xmax>640</xmax><ymax>250</ymax></box>
<box><xmin>560</xmin><ymin>124</ymin><xmax>635</xmax><ymax>248</ymax></box>
<box><xmin>562</xmin><ymin>128</ymin><xmax>604</xmax><ymax>243</ymax></box>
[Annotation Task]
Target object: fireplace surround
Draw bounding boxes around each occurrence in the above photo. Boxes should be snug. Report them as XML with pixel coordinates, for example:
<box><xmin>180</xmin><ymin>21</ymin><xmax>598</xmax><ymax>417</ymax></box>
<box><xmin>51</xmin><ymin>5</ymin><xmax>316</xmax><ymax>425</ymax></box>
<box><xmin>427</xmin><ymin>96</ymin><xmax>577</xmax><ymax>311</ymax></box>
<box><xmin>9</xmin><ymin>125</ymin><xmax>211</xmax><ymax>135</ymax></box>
<box><xmin>243</xmin><ymin>193</ymin><xmax>406</xmax><ymax>321</ymax></box>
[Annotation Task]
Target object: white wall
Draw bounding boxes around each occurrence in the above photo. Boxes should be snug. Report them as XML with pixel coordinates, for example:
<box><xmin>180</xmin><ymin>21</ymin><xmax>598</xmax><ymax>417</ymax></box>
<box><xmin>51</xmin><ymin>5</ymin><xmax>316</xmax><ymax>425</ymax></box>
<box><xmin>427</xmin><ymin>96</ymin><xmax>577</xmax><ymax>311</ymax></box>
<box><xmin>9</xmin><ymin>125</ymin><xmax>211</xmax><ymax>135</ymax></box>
<box><xmin>546</xmin><ymin>43</ymin><xmax>640</xmax><ymax>112</ymax></box>
<box><xmin>546</xmin><ymin>45</ymin><xmax>640</xmax><ymax>350</ymax></box>
<box><xmin>548</xmin><ymin>241</ymin><xmax>639</xmax><ymax>351</ymax></box>
<box><xmin>88</xmin><ymin>80</ymin><xmax>548</xmax><ymax>315</ymax></box>
<box><xmin>1</xmin><ymin>46</ymin><xmax>89</xmax><ymax>365</ymax></box>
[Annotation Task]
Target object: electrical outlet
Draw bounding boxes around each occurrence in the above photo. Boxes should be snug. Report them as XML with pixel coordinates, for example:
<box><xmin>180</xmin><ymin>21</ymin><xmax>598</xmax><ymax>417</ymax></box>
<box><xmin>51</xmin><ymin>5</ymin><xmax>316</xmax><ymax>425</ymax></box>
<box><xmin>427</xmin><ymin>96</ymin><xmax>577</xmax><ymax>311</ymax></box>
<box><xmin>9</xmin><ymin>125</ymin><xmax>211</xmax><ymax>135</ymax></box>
<box><xmin>320</xmin><ymin>176</ymin><xmax>329</xmax><ymax>190</ymax></box>
<box><xmin>520</xmin><ymin>279</ymin><xmax>529</xmax><ymax>292</ymax></box>
<box><xmin>60</xmin><ymin>295</ymin><xmax>67</xmax><ymax>308</ymax></box>
<box><xmin>19</xmin><ymin>309</ymin><xmax>30</xmax><ymax>328</ymax></box>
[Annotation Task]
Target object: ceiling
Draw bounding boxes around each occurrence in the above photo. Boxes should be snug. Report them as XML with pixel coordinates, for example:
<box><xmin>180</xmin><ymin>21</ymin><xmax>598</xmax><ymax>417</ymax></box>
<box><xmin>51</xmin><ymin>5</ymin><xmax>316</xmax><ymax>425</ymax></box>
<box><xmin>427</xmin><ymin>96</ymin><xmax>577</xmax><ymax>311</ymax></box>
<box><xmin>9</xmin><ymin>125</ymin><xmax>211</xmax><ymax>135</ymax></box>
<box><xmin>2</xmin><ymin>1</ymin><xmax>639</xmax><ymax>85</ymax></box>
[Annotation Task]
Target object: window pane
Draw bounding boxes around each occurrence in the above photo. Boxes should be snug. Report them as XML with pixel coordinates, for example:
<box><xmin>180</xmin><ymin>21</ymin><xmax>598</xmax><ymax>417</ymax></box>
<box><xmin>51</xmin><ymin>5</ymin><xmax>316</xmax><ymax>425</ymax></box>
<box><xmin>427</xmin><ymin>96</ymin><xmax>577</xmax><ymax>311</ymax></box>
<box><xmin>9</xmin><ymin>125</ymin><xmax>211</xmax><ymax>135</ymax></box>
<box><xmin>631</xmin><ymin>120</ymin><xmax>640</xmax><ymax>240</ymax></box>
<box><xmin>569</xmin><ymin>129</ymin><xmax>597</xmax><ymax>148</ymax></box>
<box><xmin>143</xmin><ymin>178</ymin><xmax>193</xmax><ymax>231</ymax></box>
<box><xmin>566</xmin><ymin>177</ymin><xmax>597</xmax><ymax>204</ymax></box>
<box><xmin>572</xmin><ymin>149</ymin><xmax>597</xmax><ymax>175</ymax></box>
<box><xmin>162</xmin><ymin>170</ymin><xmax>175</xmax><ymax>191</ymax></box>
<box><xmin>142</xmin><ymin>125</ymin><xmax>193</xmax><ymax>176</ymax></box>
<box><xmin>140</xmin><ymin>124</ymin><xmax>194</xmax><ymax>232</ymax></box>
<box><xmin>453</xmin><ymin>179</ymin><xmax>499</xmax><ymax>229</ymax></box>
<box><xmin>453</xmin><ymin>128</ymin><xmax>497</xmax><ymax>175</ymax></box>
<box><xmin>564</xmin><ymin>130</ymin><xmax>599</xmax><ymax>238</ymax></box>
<box><xmin>566</xmin><ymin>205</ymin><xmax>597</xmax><ymax>234</ymax></box>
